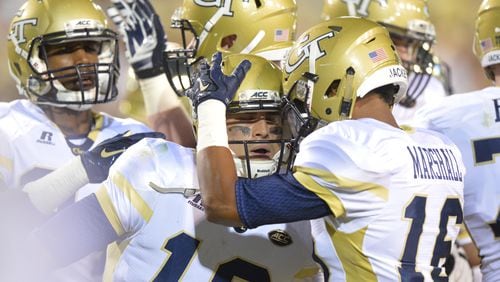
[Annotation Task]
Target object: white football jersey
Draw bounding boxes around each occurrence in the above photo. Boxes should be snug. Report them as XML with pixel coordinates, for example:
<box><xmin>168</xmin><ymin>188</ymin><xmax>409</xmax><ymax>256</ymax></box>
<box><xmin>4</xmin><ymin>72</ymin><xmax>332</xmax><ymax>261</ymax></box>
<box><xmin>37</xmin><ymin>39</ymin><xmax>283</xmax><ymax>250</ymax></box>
<box><xmin>0</xmin><ymin>99</ymin><xmax>150</xmax><ymax>198</ymax></box>
<box><xmin>414</xmin><ymin>87</ymin><xmax>500</xmax><ymax>281</ymax></box>
<box><xmin>293</xmin><ymin>118</ymin><xmax>465</xmax><ymax>281</ymax></box>
<box><xmin>0</xmin><ymin>99</ymin><xmax>151</xmax><ymax>281</ymax></box>
<box><xmin>97</xmin><ymin>138</ymin><xmax>320</xmax><ymax>281</ymax></box>
<box><xmin>392</xmin><ymin>75</ymin><xmax>448</xmax><ymax>126</ymax></box>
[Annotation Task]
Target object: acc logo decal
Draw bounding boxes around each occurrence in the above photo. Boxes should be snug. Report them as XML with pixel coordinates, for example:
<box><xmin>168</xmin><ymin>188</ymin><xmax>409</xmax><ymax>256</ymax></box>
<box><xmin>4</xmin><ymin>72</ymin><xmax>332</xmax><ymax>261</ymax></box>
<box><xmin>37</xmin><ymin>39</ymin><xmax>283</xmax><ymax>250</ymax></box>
<box><xmin>284</xmin><ymin>31</ymin><xmax>335</xmax><ymax>74</ymax></box>
<box><xmin>250</xmin><ymin>91</ymin><xmax>269</xmax><ymax>99</ymax></box>
<box><xmin>268</xmin><ymin>230</ymin><xmax>293</xmax><ymax>246</ymax></box>
<box><xmin>75</xmin><ymin>20</ymin><xmax>92</xmax><ymax>26</ymax></box>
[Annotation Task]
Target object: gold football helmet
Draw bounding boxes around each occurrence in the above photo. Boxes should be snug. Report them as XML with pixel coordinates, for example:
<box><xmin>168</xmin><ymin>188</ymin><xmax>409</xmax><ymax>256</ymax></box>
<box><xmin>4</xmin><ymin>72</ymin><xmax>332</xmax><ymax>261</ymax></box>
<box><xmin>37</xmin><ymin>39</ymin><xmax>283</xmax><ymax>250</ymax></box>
<box><xmin>165</xmin><ymin>0</ymin><xmax>297</xmax><ymax>95</ymax></box>
<box><xmin>473</xmin><ymin>0</ymin><xmax>500</xmax><ymax>81</ymax></box>
<box><xmin>282</xmin><ymin>17</ymin><xmax>408</xmax><ymax>137</ymax></box>
<box><xmin>199</xmin><ymin>53</ymin><xmax>293</xmax><ymax>178</ymax></box>
<box><xmin>322</xmin><ymin>0</ymin><xmax>436</xmax><ymax>107</ymax></box>
<box><xmin>7</xmin><ymin>0</ymin><xmax>119</xmax><ymax>110</ymax></box>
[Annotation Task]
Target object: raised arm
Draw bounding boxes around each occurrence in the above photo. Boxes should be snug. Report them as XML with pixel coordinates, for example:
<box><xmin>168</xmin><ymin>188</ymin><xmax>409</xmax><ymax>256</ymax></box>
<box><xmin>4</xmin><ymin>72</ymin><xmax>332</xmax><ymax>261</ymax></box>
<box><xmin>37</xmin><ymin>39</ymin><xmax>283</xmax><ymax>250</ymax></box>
<box><xmin>189</xmin><ymin>52</ymin><xmax>251</xmax><ymax>226</ymax></box>
<box><xmin>108</xmin><ymin>0</ymin><xmax>196</xmax><ymax>147</ymax></box>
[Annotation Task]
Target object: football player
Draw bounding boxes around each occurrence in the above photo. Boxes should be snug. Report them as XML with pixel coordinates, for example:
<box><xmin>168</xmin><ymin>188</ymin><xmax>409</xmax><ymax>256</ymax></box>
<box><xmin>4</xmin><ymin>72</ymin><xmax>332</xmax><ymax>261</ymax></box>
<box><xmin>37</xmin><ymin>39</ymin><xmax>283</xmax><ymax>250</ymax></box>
<box><xmin>194</xmin><ymin>18</ymin><xmax>466</xmax><ymax>281</ymax></box>
<box><xmin>27</xmin><ymin>54</ymin><xmax>321</xmax><ymax>281</ymax></box>
<box><xmin>322</xmin><ymin>3</ymin><xmax>479</xmax><ymax>276</ymax></box>
<box><xmin>0</xmin><ymin>0</ymin><xmax>164</xmax><ymax>280</ymax></box>
<box><xmin>414</xmin><ymin>1</ymin><xmax>500</xmax><ymax>280</ymax></box>
<box><xmin>321</xmin><ymin>0</ymin><xmax>452</xmax><ymax>125</ymax></box>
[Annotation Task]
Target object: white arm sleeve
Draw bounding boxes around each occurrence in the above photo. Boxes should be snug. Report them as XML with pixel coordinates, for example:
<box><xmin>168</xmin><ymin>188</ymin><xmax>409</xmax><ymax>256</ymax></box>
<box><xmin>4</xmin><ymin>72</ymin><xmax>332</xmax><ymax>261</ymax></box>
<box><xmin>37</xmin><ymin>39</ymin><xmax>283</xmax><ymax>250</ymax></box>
<box><xmin>138</xmin><ymin>74</ymin><xmax>181</xmax><ymax>115</ymax></box>
<box><xmin>23</xmin><ymin>156</ymin><xmax>89</xmax><ymax>214</ymax></box>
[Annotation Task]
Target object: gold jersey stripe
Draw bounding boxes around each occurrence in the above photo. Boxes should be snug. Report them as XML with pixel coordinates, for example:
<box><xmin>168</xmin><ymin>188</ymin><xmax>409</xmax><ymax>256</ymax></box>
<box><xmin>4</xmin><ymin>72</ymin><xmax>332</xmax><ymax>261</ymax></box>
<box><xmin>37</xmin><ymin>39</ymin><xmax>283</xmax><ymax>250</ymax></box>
<box><xmin>293</xmin><ymin>170</ymin><xmax>345</xmax><ymax>217</ymax></box>
<box><xmin>326</xmin><ymin>221</ymin><xmax>377</xmax><ymax>282</ymax></box>
<box><xmin>96</xmin><ymin>185</ymin><xmax>125</xmax><ymax>236</ymax></box>
<box><xmin>0</xmin><ymin>155</ymin><xmax>13</xmax><ymax>172</ymax></box>
<box><xmin>111</xmin><ymin>171</ymin><xmax>153</xmax><ymax>222</ymax></box>
<box><xmin>294</xmin><ymin>165</ymin><xmax>389</xmax><ymax>201</ymax></box>
<box><xmin>88</xmin><ymin>112</ymin><xmax>105</xmax><ymax>141</ymax></box>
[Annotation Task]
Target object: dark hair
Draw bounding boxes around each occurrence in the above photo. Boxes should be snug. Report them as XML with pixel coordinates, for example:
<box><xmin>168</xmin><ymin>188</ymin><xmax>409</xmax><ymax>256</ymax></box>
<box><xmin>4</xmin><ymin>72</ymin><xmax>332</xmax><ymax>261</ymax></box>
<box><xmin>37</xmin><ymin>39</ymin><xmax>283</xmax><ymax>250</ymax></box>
<box><xmin>372</xmin><ymin>84</ymin><xmax>400</xmax><ymax>106</ymax></box>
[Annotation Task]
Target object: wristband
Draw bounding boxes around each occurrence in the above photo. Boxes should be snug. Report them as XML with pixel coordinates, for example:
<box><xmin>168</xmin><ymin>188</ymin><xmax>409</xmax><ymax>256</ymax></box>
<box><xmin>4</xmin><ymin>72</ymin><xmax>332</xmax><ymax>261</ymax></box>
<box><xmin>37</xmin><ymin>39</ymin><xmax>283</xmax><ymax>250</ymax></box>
<box><xmin>196</xmin><ymin>100</ymin><xmax>228</xmax><ymax>151</ymax></box>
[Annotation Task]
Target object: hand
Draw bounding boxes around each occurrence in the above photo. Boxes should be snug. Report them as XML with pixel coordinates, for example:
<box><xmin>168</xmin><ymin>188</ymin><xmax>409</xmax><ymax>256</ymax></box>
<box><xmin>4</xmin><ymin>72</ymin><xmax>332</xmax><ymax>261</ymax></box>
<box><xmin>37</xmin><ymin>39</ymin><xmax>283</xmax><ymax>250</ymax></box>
<box><xmin>81</xmin><ymin>131</ymin><xmax>165</xmax><ymax>183</ymax></box>
<box><xmin>186</xmin><ymin>52</ymin><xmax>251</xmax><ymax>111</ymax></box>
<box><xmin>107</xmin><ymin>0</ymin><xmax>166</xmax><ymax>79</ymax></box>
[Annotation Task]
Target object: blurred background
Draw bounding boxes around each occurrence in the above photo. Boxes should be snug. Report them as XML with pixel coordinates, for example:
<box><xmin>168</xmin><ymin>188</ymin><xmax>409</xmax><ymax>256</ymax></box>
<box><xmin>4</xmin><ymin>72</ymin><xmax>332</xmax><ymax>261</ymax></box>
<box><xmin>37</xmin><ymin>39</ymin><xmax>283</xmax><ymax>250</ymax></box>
<box><xmin>0</xmin><ymin>0</ymin><xmax>490</xmax><ymax>117</ymax></box>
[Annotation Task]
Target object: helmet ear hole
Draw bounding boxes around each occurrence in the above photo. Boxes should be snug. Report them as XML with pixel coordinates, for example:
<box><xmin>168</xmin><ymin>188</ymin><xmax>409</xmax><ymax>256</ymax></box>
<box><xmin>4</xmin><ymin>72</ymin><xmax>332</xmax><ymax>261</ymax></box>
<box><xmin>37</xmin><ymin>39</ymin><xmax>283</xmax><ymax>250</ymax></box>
<box><xmin>325</xmin><ymin>79</ymin><xmax>340</xmax><ymax>99</ymax></box>
<box><xmin>221</xmin><ymin>34</ymin><xmax>237</xmax><ymax>50</ymax></box>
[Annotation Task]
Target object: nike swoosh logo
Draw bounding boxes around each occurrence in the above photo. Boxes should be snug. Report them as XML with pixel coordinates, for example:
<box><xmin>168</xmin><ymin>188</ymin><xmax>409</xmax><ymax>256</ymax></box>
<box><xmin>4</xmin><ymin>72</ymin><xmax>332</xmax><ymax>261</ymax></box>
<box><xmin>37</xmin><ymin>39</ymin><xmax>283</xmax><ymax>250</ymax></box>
<box><xmin>101</xmin><ymin>148</ymin><xmax>126</xmax><ymax>158</ymax></box>
<box><xmin>198</xmin><ymin>78</ymin><xmax>210</xmax><ymax>92</ymax></box>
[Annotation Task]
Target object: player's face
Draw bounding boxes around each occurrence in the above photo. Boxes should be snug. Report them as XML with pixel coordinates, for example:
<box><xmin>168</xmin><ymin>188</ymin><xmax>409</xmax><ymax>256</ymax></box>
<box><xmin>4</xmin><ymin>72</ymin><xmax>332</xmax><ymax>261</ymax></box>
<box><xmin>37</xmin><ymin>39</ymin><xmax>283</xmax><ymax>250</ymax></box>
<box><xmin>45</xmin><ymin>41</ymin><xmax>100</xmax><ymax>91</ymax></box>
<box><xmin>226</xmin><ymin>112</ymin><xmax>283</xmax><ymax>160</ymax></box>
<box><xmin>390</xmin><ymin>33</ymin><xmax>419</xmax><ymax>65</ymax></box>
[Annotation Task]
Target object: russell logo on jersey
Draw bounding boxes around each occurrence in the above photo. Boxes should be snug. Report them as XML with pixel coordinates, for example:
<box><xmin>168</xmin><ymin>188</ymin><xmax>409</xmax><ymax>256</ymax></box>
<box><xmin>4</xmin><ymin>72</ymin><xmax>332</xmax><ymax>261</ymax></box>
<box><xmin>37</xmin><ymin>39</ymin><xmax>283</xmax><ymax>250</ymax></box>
<box><xmin>36</xmin><ymin>131</ymin><xmax>55</xmax><ymax>145</ymax></box>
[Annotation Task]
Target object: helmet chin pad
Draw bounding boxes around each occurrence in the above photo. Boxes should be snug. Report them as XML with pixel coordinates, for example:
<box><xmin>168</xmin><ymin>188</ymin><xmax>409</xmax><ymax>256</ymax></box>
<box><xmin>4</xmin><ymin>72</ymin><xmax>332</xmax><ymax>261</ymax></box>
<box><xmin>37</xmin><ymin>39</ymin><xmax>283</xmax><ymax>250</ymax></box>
<box><xmin>231</xmin><ymin>145</ymin><xmax>292</xmax><ymax>179</ymax></box>
<box><xmin>233</xmin><ymin>152</ymin><xmax>280</xmax><ymax>179</ymax></box>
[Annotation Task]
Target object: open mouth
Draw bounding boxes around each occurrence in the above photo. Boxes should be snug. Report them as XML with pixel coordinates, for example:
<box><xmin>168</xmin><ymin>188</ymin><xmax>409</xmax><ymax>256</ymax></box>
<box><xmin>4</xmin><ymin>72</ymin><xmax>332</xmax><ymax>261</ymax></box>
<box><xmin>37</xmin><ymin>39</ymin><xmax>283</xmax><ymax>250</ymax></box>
<box><xmin>249</xmin><ymin>146</ymin><xmax>272</xmax><ymax>159</ymax></box>
<box><xmin>62</xmin><ymin>75</ymin><xmax>97</xmax><ymax>91</ymax></box>
<box><xmin>80</xmin><ymin>77</ymin><xmax>96</xmax><ymax>89</ymax></box>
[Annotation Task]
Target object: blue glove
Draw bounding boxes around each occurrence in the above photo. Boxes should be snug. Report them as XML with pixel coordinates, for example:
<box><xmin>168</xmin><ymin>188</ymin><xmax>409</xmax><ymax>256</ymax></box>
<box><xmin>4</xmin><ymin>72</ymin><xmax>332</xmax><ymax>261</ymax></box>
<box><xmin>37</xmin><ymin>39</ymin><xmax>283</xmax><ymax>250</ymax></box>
<box><xmin>187</xmin><ymin>52</ymin><xmax>251</xmax><ymax>111</ymax></box>
<box><xmin>107</xmin><ymin>0</ymin><xmax>166</xmax><ymax>79</ymax></box>
<box><xmin>81</xmin><ymin>131</ymin><xmax>165</xmax><ymax>183</ymax></box>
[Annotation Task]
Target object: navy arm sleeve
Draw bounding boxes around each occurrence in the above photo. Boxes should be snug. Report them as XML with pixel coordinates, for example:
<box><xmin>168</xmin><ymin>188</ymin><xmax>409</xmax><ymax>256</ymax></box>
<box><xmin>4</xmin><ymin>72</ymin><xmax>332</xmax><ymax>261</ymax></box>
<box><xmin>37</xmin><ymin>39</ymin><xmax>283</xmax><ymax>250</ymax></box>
<box><xmin>30</xmin><ymin>193</ymin><xmax>120</xmax><ymax>268</ymax></box>
<box><xmin>236</xmin><ymin>173</ymin><xmax>331</xmax><ymax>228</ymax></box>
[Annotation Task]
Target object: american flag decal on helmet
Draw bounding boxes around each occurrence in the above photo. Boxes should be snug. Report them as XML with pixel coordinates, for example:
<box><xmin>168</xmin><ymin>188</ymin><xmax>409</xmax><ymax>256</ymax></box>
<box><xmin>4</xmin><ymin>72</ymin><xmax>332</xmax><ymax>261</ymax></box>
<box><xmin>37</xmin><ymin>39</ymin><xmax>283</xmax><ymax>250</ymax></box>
<box><xmin>368</xmin><ymin>48</ymin><xmax>388</xmax><ymax>63</ymax></box>
<box><xmin>274</xmin><ymin>29</ymin><xmax>289</xmax><ymax>42</ymax></box>
<box><xmin>480</xmin><ymin>38</ymin><xmax>493</xmax><ymax>52</ymax></box>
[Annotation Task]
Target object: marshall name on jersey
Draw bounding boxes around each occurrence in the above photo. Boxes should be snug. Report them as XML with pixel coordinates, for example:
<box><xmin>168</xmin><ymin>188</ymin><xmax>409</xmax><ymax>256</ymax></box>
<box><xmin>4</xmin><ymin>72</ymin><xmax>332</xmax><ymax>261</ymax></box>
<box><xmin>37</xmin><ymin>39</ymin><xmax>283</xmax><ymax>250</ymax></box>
<box><xmin>407</xmin><ymin>145</ymin><xmax>463</xmax><ymax>181</ymax></box>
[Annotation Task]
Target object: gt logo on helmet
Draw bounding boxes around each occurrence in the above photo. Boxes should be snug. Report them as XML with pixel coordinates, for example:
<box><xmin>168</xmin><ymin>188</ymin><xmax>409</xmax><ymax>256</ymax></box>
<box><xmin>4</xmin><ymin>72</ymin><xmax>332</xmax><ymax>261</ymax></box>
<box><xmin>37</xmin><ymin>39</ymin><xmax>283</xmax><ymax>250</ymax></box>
<box><xmin>343</xmin><ymin>0</ymin><xmax>388</xmax><ymax>17</ymax></box>
<box><xmin>194</xmin><ymin>0</ymin><xmax>249</xmax><ymax>16</ymax></box>
<box><xmin>284</xmin><ymin>31</ymin><xmax>335</xmax><ymax>74</ymax></box>
<box><xmin>9</xmin><ymin>18</ymin><xmax>37</xmax><ymax>45</ymax></box>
